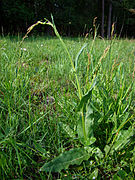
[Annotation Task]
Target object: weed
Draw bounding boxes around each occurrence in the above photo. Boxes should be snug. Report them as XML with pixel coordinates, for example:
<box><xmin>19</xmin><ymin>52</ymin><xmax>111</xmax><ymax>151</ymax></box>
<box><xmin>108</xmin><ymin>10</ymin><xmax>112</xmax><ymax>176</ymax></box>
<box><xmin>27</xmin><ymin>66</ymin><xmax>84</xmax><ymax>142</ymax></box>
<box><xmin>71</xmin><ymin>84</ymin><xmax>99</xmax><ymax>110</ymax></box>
<box><xmin>0</xmin><ymin>20</ymin><xmax>134</xmax><ymax>179</ymax></box>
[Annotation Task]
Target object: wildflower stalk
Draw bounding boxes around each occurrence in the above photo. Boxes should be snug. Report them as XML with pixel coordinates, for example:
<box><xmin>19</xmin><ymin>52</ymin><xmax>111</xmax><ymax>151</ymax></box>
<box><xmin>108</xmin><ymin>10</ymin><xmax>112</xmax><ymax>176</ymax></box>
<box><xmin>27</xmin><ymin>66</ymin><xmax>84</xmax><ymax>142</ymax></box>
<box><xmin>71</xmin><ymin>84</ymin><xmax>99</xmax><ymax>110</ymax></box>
<box><xmin>22</xmin><ymin>17</ymin><xmax>88</xmax><ymax>140</ymax></box>
<box><xmin>86</xmin><ymin>17</ymin><xmax>97</xmax><ymax>85</ymax></box>
<box><xmin>46</xmin><ymin>17</ymin><xmax>86</xmax><ymax>139</ymax></box>
<box><xmin>47</xmin><ymin>17</ymin><xmax>82</xmax><ymax>100</ymax></box>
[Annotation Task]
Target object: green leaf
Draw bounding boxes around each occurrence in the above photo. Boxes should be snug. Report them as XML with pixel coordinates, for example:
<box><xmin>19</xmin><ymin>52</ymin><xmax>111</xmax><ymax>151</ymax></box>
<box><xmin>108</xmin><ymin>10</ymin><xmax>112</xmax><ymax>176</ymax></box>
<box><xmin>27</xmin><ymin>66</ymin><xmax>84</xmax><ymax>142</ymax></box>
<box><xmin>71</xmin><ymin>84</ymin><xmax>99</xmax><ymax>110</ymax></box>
<box><xmin>59</xmin><ymin>123</ymin><xmax>76</xmax><ymax>138</ymax></box>
<box><xmin>77</xmin><ymin>90</ymin><xmax>92</xmax><ymax>112</ymax></box>
<box><xmin>40</xmin><ymin>148</ymin><xmax>90</xmax><ymax>172</ymax></box>
<box><xmin>77</xmin><ymin>117</ymin><xmax>84</xmax><ymax>142</ymax></box>
<box><xmin>75</xmin><ymin>43</ymin><xmax>87</xmax><ymax>70</ymax></box>
<box><xmin>111</xmin><ymin>127</ymin><xmax>134</xmax><ymax>152</ymax></box>
<box><xmin>77</xmin><ymin>115</ymin><xmax>96</xmax><ymax>146</ymax></box>
<box><xmin>104</xmin><ymin>145</ymin><xmax>110</xmax><ymax>155</ymax></box>
<box><xmin>77</xmin><ymin>77</ymin><xmax>97</xmax><ymax>111</ymax></box>
<box><xmin>111</xmin><ymin>112</ymin><xmax>117</xmax><ymax>134</ymax></box>
<box><xmin>85</xmin><ymin>105</ymin><xmax>94</xmax><ymax>138</ymax></box>
<box><xmin>89</xmin><ymin>168</ymin><xmax>98</xmax><ymax>179</ymax></box>
<box><xmin>117</xmin><ymin>169</ymin><xmax>127</xmax><ymax>179</ymax></box>
<box><xmin>88</xmin><ymin>137</ymin><xmax>96</xmax><ymax>146</ymax></box>
<box><xmin>93</xmin><ymin>147</ymin><xmax>104</xmax><ymax>159</ymax></box>
<box><xmin>113</xmin><ymin>169</ymin><xmax>127</xmax><ymax>180</ymax></box>
<box><xmin>113</xmin><ymin>174</ymin><xmax>121</xmax><ymax>180</ymax></box>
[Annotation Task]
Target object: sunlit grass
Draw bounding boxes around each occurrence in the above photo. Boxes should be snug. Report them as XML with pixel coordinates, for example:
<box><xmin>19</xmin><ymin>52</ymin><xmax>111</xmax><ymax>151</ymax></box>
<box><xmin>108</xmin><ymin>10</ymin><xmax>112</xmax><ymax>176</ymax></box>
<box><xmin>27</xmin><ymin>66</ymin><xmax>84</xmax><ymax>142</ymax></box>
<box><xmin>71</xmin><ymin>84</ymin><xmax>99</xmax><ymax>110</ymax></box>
<box><xmin>0</xmin><ymin>35</ymin><xmax>134</xmax><ymax>179</ymax></box>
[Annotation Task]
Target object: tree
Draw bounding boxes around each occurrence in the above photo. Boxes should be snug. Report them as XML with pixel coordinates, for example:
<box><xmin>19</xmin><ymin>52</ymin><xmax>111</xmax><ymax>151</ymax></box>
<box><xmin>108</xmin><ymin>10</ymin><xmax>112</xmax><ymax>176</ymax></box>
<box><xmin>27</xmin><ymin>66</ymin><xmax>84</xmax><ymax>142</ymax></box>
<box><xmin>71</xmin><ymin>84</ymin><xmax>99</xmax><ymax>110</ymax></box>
<box><xmin>107</xmin><ymin>0</ymin><xmax>113</xmax><ymax>39</ymax></box>
<box><xmin>0</xmin><ymin>0</ymin><xmax>134</xmax><ymax>37</ymax></box>
<box><xmin>101</xmin><ymin>0</ymin><xmax>105</xmax><ymax>38</ymax></box>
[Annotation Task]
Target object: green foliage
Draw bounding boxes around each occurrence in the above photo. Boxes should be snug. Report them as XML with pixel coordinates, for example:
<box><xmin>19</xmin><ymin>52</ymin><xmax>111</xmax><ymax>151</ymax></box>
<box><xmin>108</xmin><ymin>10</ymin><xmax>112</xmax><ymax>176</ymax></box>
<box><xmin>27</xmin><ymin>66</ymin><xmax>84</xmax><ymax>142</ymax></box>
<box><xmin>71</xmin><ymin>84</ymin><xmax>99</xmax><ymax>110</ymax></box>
<box><xmin>28</xmin><ymin>18</ymin><xmax>135</xmax><ymax>177</ymax></box>
<box><xmin>0</xmin><ymin>25</ymin><xmax>134</xmax><ymax>178</ymax></box>
<box><xmin>40</xmin><ymin>148</ymin><xmax>90</xmax><ymax>172</ymax></box>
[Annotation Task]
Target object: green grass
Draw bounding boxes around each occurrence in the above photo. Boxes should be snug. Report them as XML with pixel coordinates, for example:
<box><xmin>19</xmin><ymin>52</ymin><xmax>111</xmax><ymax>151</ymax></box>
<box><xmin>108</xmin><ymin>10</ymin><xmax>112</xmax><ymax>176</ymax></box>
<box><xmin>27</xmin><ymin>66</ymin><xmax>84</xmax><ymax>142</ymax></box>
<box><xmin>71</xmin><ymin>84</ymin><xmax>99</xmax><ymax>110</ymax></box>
<box><xmin>0</xmin><ymin>35</ymin><xmax>135</xmax><ymax>179</ymax></box>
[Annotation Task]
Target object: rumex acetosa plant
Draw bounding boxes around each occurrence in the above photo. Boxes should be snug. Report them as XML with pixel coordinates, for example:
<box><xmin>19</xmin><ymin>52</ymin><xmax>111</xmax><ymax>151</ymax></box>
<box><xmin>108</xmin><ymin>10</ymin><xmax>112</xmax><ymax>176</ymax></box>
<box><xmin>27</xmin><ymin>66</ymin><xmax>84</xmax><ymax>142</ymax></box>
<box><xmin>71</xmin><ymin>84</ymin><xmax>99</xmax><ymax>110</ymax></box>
<box><xmin>22</xmin><ymin>16</ymin><xmax>135</xmax><ymax>178</ymax></box>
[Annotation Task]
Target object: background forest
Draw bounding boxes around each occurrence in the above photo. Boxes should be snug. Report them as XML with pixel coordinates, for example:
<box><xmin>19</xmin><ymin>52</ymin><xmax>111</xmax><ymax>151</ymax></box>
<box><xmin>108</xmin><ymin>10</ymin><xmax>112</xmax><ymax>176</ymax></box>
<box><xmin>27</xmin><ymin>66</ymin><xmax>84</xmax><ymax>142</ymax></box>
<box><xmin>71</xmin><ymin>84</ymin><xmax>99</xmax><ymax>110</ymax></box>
<box><xmin>0</xmin><ymin>0</ymin><xmax>135</xmax><ymax>37</ymax></box>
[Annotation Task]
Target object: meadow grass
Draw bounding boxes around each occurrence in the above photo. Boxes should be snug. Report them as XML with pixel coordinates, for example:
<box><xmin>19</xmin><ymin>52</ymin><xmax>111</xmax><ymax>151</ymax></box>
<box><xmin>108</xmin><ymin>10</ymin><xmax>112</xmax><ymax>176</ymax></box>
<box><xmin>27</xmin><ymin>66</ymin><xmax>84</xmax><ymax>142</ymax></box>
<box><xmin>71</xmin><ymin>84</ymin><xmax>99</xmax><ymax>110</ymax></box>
<box><xmin>0</xmin><ymin>35</ymin><xmax>135</xmax><ymax>179</ymax></box>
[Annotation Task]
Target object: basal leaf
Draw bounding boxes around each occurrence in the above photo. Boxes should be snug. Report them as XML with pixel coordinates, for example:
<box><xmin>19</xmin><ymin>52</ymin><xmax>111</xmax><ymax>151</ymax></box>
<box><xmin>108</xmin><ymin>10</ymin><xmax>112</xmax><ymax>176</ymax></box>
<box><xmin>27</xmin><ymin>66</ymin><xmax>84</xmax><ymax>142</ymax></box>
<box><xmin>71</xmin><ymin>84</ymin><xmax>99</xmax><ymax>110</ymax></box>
<box><xmin>77</xmin><ymin>117</ymin><xmax>84</xmax><ymax>142</ymax></box>
<box><xmin>85</xmin><ymin>105</ymin><xmax>94</xmax><ymax>138</ymax></box>
<box><xmin>40</xmin><ymin>148</ymin><xmax>90</xmax><ymax>172</ymax></box>
<box><xmin>77</xmin><ymin>115</ymin><xmax>96</xmax><ymax>146</ymax></box>
<box><xmin>77</xmin><ymin>97</ymin><xmax>96</xmax><ymax>145</ymax></box>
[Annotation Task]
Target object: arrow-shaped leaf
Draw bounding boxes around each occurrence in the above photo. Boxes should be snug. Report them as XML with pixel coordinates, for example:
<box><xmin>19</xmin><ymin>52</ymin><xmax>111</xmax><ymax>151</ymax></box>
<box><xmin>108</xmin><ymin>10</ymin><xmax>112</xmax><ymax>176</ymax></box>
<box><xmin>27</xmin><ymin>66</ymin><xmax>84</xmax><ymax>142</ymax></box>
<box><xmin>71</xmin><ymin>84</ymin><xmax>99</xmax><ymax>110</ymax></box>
<box><xmin>77</xmin><ymin>77</ymin><xmax>97</xmax><ymax>111</ymax></box>
<box><xmin>40</xmin><ymin>148</ymin><xmax>90</xmax><ymax>172</ymax></box>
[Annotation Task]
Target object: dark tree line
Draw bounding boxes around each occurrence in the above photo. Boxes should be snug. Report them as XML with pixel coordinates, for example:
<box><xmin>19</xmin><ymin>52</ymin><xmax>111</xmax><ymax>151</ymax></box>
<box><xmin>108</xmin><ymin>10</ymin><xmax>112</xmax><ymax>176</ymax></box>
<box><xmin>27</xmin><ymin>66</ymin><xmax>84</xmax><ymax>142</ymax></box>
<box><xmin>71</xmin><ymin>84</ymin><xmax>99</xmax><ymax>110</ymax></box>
<box><xmin>0</xmin><ymin>0</ymin><xmax>135</xmax><ymax>37</ymax></box>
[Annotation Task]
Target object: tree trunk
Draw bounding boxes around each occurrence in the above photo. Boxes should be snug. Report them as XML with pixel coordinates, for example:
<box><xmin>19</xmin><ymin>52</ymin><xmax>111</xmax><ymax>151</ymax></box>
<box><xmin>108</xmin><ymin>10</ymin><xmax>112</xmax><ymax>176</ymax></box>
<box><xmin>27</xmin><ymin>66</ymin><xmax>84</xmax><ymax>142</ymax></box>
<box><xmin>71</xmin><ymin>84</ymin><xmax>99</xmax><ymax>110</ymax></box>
<box><xmin>107</xmin><ymin>0</ymin><xmax>112</xmax><ymax>39</ymax></box>
<box><xmin>34</xmin><ymin>0</ymin><xmax>38</xmax><ymax>18</ymax></box>
<box><xmin>101</xmin><ymin>0</ymin><xmax>104</xmax><ymax>38</ymax></box>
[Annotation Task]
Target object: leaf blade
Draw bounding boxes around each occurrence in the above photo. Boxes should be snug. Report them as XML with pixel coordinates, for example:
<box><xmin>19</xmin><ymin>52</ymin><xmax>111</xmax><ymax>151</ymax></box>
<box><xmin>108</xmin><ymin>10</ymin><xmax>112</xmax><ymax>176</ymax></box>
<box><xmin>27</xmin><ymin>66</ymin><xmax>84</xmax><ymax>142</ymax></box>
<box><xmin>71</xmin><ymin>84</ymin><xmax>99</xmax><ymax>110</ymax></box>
<box><xmin>77</xmin><ymin>77</ymin><xmax>97</xmax><ymax>111</ymax></box>
<box><xmin>40</xmin><ymin>148</ymin><xmax>90</xmax><ymax>172</ymax></box>
<box><xmin>75</xmin><ymin>43</ymin><xmax>87</xmax><ymax>70</ymax></box>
